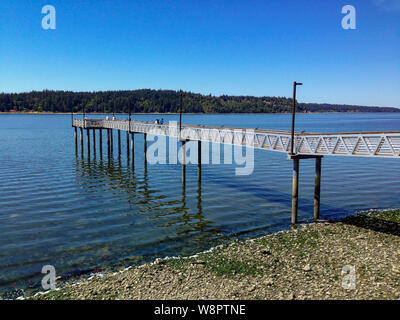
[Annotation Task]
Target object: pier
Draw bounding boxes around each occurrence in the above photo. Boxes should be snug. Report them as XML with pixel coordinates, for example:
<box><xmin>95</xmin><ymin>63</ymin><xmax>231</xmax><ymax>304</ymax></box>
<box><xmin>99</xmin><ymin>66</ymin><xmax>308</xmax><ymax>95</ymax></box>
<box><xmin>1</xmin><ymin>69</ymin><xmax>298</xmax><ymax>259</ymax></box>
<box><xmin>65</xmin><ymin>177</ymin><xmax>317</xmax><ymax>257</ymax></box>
<box><xmin>72</xmin><ymin>117</ymin><xmax>400</xmax><ymax>225</ymax></box>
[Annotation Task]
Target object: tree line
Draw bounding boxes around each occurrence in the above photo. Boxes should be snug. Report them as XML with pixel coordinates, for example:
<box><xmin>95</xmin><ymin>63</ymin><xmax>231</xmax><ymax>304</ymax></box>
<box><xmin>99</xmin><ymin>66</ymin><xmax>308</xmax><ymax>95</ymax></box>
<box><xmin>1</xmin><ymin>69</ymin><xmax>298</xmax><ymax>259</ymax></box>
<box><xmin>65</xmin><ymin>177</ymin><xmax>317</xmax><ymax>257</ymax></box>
<box><xmin>0</xmin><ymin>89</ymin><xmax>398</xmax><ymax>113</ymax></box>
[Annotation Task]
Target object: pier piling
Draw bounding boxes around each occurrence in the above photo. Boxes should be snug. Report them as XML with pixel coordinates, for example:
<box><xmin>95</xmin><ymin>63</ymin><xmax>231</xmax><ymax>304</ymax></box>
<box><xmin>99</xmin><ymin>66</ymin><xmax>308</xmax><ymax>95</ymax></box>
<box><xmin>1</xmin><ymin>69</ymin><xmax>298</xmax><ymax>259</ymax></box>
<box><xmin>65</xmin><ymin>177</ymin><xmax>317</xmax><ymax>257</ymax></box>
<box><xmin>92</xmin><ymin>129</ymin><xmax>96</xmax><ymax>153</ymax></box>
<box><xmin>131</xmin><ymin>133</ymin><xmax>135</xmax><ymax>166</ymax></box>
<box><xmin>80</xmin><ymin>128</ymin><xmax>83</xmax><ymax>154</ymax></box>
<box><xmin>182</xmin><ymin>141</ymin><xmax>186</xmax><ymax>184</ymax></box>
<box><xmin>118</xmin><ymin>130</ymin><xmax>121</xmax><ymax>155</ymax></box>
<box><xmin>144</xmin><ymin>133</ymin><xmax>147</xmax><ymax>163</ymax></box>
<box><xmin>314</xmin><ymin>157</ymin><xmax>322</xmax><ymax>221</ymax></box>
<box><xmin>126</xmin><ymin>132</ymin><xmax>130</xmax><ymax>160</ymax></box>
<box><xmin>198</xmin><ymin>140</ymin><xmax>201</xmax><ymax>182</ymax></box>
<box><xmin>74</xmin><ymin>127</ymin><xmax>77</xmax><ymax>152</ymax></box>
<box><xmin>86</xmin><ymin>129</ymin><xmax>90</xmax><ymax>156</ymax></box>
<box><xmin>110</xmin><ymin>129</ymin><xmax>114</xmax><ymax>154</ymax></box>
<box><xmin>291</xmin><ymin>158</ymin><xmax>299</xmax><ymax>225</ymax></box>
<box><xmin>107</xmin><ymin>129</ymin><xmax>110</xmax><ymax>154</ymax></box>
<box><xmin>99</xmin><ymin>129</ymin><xmax>102</xmax><ymax>154</ymax></box>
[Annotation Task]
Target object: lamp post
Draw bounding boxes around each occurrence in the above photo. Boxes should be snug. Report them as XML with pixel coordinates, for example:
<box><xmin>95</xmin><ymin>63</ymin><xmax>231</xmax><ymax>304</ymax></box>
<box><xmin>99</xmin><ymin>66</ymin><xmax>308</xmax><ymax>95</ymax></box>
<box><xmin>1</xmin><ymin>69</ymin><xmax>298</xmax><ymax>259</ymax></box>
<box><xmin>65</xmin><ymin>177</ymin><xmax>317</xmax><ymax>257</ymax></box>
<box><xmin>290</xmin><ymin>81</ymin><xmax>303</xmax><ymax>155</ymax></box>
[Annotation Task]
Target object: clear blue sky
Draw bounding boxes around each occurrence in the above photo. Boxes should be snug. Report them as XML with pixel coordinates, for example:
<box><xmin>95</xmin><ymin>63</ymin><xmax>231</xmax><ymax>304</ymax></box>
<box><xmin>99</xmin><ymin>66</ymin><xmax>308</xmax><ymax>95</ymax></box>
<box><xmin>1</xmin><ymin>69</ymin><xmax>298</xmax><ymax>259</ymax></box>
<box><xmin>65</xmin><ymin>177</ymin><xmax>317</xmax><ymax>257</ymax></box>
<box><xmin>1</xmin><ymin>0</ymin><xmax>399</xmax><ymax>107</ymax></box>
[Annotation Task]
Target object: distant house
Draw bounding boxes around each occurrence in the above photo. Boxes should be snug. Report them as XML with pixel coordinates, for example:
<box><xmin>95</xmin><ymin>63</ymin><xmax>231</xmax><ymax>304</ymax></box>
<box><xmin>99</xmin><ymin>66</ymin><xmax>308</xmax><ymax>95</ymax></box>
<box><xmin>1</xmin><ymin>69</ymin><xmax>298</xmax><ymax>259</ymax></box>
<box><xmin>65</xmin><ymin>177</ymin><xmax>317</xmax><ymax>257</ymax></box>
<box><xmin>9</xmin><ymin>109</ymin><xmax>17</xmax><ymax>113</ymax></box>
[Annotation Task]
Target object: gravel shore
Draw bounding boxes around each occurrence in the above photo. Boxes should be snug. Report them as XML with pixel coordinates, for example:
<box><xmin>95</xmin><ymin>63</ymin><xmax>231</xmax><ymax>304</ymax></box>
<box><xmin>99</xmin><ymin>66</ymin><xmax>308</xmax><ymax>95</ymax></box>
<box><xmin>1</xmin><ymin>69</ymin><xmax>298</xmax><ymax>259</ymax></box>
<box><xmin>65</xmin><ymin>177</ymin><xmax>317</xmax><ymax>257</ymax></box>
<box><xmin>33</xmin><ymin>209</ymin><xmax>400</xmax><ymax>300</ymax></box>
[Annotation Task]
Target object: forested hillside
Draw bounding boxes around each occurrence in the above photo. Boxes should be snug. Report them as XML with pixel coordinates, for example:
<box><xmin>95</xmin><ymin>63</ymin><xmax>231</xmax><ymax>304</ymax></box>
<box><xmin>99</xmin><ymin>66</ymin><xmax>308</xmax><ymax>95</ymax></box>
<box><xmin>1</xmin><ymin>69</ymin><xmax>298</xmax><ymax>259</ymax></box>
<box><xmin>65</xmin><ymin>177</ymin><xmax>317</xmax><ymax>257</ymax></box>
<box><xmin>0</xmin><ymin>90</ymin><xmax>398</xmax><ymax>113</ymax></box>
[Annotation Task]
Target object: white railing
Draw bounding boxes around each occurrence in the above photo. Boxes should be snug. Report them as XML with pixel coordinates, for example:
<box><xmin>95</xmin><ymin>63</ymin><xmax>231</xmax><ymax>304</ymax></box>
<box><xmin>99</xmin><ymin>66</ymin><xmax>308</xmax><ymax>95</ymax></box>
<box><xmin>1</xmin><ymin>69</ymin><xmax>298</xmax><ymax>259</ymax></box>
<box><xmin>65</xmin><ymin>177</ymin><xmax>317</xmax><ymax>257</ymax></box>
<box><xmin>295</xmin><ymin>133</ymin><xmax>400</xmax><ymax>157</ymax></box>
<box><xmin>73</xmin><ymin>119</ymin><xmax>400</xmax><ymax>158</ymax></box>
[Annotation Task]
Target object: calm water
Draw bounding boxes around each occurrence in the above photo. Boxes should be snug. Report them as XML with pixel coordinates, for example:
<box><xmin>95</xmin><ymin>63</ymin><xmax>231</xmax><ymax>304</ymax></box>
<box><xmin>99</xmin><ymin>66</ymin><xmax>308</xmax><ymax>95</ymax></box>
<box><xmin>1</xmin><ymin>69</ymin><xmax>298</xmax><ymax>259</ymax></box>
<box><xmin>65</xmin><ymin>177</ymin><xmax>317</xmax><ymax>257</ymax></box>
<box><xmin>1</xmin><ymin>113</ymin><xmax>399</xmax><ymax>296</ymax></box>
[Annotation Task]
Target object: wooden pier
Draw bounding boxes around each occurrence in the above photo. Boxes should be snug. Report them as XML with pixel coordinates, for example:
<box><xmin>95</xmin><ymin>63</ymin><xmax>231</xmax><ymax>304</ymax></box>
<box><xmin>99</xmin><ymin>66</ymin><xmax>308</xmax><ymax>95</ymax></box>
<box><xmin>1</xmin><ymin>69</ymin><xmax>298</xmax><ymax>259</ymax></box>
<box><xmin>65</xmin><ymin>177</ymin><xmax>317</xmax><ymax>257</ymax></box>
<box><xmin>72</xmin><ymin>117</ymin><xmax>400</xmax><ymax>225</ymax></box>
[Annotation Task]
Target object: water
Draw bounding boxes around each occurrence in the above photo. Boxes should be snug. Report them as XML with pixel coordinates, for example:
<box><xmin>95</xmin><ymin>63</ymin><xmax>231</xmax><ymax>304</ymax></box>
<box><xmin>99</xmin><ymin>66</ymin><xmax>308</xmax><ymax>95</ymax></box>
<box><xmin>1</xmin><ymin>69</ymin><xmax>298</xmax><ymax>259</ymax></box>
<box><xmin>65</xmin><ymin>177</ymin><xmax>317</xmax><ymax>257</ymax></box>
<box><xmin>1</xmin><ymin>113</ymin><xmax>399</xmax><ymax>296</ymax></box>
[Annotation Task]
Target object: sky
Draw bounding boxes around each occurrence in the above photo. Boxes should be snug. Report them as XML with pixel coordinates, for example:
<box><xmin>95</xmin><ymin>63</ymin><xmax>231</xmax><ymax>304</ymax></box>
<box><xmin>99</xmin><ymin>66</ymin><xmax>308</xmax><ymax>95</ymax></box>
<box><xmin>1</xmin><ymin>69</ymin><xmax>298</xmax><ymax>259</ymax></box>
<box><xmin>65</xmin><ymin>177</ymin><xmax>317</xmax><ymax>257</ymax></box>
<box><xmin>0</xmin><ymin>0</ymin><xmax>399</xmax><ymax>107</ymax></box>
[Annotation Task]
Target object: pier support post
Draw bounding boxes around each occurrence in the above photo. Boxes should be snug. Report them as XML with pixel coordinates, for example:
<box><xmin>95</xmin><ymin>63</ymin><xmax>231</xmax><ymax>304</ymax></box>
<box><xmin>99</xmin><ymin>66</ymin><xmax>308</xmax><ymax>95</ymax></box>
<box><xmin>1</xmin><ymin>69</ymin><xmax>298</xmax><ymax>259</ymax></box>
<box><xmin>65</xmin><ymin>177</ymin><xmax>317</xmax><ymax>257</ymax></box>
<box><xmin>80</xmin><ymin>128</ymin><xmax>83</xmax><ymax>154</ymax></box>
<box><xmin>126</xmin><ymin>132</ymin><xmax>130</xmax><ymax>160</ymax></box>
<box><xmin>92</xmin><ymin>129</ymin><xmax>96</xmax><ymax>153</ymax></box>
<box><xmin>110</xmin><ymin>129</ymin><xmax>113</xmax><ymax>154</ymax></box>
<box><xmin>107</xmin><ymin>129</ymin><xmax>110</xmax><ymax>154</ymax></box>
<box><xmin>118</xmin><ymin>130</ymin><xmax>121</xmax><ymax>155</ymax></box>
<box><xmin>99</xmin><ymin>129</ymin><xmax>102</xmax><ymax>154</ymax></box>
<box><xmin>86</xmin><ymin>129</ymin><xmax>90</xmax><ymax>155</ymax></box>
<box><xmin>314</xmin><ymin>157</ymin><xmax>322</xmax><ymax>221</ymax></box>
<box><xmin>182</xmin><ymin>140</ymin><xmax>186</xmax><ymax>184</ymax></box>
<box><xmin>198</xmin><ymin>140</ymin><xmax>201</xmax><ymax>182</ymax></box>
<box><xmin>131</xmin><ymin>133</ymin><xmax>135</xmax><ymax>166</ymax></box>
<box><xmin>144</xmin><ymin>133</ymin><xmax>147</xmax><ymax>163</ymax></box>
<box><xmin>74</xmin><ymin>127</ymin><xmax>78</xmax><ymax>152</ymax></box>
<box><xmin>291</xmin><ymin>158</ymin><xmax>299</xmax><ymax>225</ymax></box>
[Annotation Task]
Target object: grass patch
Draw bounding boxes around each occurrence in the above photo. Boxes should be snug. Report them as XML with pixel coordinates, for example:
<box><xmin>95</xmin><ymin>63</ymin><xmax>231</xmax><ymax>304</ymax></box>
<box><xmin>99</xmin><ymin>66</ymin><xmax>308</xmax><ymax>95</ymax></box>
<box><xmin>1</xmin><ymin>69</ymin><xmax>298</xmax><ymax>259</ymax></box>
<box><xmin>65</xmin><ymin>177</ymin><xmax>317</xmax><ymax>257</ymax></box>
<box><xmin>371</xmin><ymin>209</ymin><xmax>400</xmax><ymax>223</ymax></box>
<box><xmin>203</xmin><ymin>255</ymin><xmax>262</xmax><ymax>276</ymax></box>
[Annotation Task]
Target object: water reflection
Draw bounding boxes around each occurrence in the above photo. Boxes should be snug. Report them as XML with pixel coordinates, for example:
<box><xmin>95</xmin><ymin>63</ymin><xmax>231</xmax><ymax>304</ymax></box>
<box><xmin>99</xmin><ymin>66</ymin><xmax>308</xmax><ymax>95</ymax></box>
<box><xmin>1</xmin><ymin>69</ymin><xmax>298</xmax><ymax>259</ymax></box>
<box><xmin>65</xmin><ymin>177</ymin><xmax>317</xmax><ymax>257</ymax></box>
<box><xmin>74</xmin><ymin>154</ymin><xmax>222</xmax><ymax>242</ymax></box>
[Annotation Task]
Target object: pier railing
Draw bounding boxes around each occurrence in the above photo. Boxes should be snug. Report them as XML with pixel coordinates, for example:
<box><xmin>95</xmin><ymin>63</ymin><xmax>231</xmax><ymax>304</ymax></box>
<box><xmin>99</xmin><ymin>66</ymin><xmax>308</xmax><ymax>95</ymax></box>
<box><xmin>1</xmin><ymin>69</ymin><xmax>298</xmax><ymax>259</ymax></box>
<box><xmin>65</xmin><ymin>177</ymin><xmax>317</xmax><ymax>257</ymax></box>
<box><xmin>73</xmin><ymin>119</ymin><xmax>400</xmax><ymax>158</ymax></box>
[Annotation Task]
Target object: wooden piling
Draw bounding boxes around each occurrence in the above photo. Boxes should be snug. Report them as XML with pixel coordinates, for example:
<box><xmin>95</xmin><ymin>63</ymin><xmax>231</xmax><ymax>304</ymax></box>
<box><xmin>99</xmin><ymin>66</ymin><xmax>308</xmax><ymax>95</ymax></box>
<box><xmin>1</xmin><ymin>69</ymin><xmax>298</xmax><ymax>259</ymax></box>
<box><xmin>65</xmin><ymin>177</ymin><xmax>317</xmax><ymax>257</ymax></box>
<box><xmin>182</xmin><ymin>141</ymin><xmax>186</xmax><ymax>184</ymax></box>
<box><xmin>86</xmin><ymin>129</ymin><xmax>90</xmax><ymax>155</ymax></box>
<box><xmin>74</xmin><ymin>127</ymin><xmax>78</xmax><ymax>152</ymax></box>
<box><xmin>314</xmin><ymin>157</ymin><xmax>322</xmax><ymax>221</ymax></box>
<box><xmin>126</xmin><ymin>132</ymin><xmax>130</xmax><ymax>159</ymax></box>
<box><xmin>107</xmin><ymin>129</ymin><xmax>110</xmax><ymax>154</ymax></box>
<box><xmin>291</xmin><ymin>158</ymin><xmax>299</xmax><ymax>225</ymax></box>
<box><xmin>144</xmin><ymin>133</ymin><xmax>147</xmax><ymax>163</ymax></box>
<box><xmin>110</xmin><ymin>130</ymin><xmax>112</xmax><ymax>154</ymax></box>
<box><xmin>92</xmin><ymin>129</ymin><xmax>96</xmax><ymax>153</ymax></box>
<box><xmin>80</xmin><ymin>128</ymin><xmax>83</xmax><ymax>154</ymax></box>
<box><xmin>131</xmin><ymin>133</ymin><xmax>135</xmax><ymax>166</ymax></box>
<box><xmin>198</xmin><ymin>140</ymin><xmax>201</xmax><ymax>182</ymax></box>
<box><xmin>99</xmin><ymin>129</ymin><xmax>103</xmax><ymax>154</ymax></box>
<box><xmin>118</xmin><ymin>130</ymin><xmax>121</xmax><ymax>155</ymax></box>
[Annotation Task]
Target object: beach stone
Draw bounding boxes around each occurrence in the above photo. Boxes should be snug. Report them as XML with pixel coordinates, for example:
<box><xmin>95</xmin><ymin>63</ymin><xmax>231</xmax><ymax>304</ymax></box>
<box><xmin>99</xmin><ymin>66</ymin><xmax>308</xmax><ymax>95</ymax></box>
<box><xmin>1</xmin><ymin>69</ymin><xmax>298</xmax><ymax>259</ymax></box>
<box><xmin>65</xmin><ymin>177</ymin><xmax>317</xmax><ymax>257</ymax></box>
<box><xmin>248</xmin><ymin>285</ymin><xmax>256</xmax><ymax>292</ymax></box>
<box><xmin>303</xmin><ymin>264</ymin><xmax>312</xmax><ymax>272</ymax></box>
<box><xmin>264</xmin><ymin>278</ymin><xmax>274</xmax><ymax>286</ymax></box>
<box><xmin>392</xmin><ymin>264</ymin><xmax>400</xmax><ymax>274</ymax></box>
<box><xmin>154</xmin><ymin>258</ymin><xmax>165</xmax><ymax>265</ymax></box>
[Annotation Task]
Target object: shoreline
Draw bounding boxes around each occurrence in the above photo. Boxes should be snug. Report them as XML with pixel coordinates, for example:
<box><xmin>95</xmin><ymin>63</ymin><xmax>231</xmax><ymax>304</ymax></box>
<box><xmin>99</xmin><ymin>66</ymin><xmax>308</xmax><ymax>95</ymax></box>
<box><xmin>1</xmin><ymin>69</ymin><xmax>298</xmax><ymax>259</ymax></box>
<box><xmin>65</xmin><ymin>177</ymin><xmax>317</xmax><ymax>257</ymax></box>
<box><xmin>29</xmin><ymin>208</ymin><xmax>400</xmax><ymax>300</ymax></box>
<box><xmin>0</xmin><ymin>111</ymin><xmax>399</xmax><ymax>115</ymax></box>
